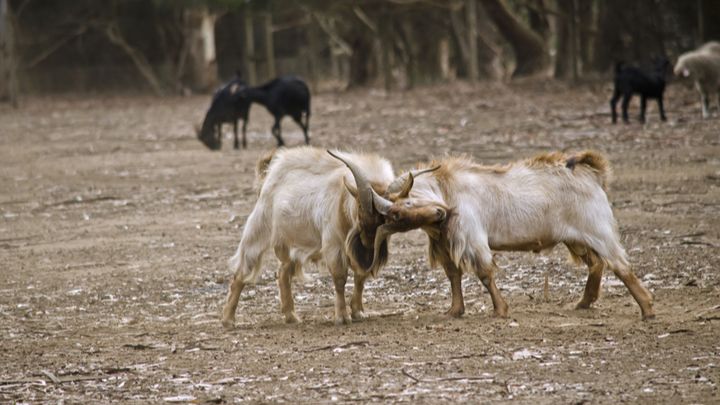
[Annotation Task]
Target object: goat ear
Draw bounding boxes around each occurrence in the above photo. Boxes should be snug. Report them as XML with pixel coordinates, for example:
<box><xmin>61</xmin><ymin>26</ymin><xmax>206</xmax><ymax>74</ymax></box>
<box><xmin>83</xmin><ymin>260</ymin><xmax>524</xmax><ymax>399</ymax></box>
<box><xmin>343</xmin><ymin>177</ymin><xmax>358</xmax><ymax>198</ymax></box>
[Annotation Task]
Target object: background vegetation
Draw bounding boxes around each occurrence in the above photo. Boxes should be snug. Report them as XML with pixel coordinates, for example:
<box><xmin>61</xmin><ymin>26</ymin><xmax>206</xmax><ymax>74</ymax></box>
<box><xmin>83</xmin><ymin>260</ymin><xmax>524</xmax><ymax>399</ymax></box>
<box><xmin>1</xmin><ymin>0</ymin><xmax>719</xmax><ymax>100</ymax></box>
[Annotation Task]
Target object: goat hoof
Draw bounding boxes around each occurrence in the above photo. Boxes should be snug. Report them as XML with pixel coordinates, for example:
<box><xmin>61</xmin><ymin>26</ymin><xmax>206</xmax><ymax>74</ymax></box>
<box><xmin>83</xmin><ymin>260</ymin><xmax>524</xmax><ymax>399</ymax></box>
<box><xmin>445</xmin><ymin>307</ymin><xmax>465</xmax><ymax>318</ymax></box>
<box><xmin>575</xmin><ymin>301</ymin><xmax>592</xmax><ymax>310</ymax></box>
<box><xmin>351</xmin><ymin>310</ymin><xmax>368</xmax><ymax>321</ymax></box>
<box><xmin>221</xmin><ymin>318</ymin><xmax>236</xmax><ymax>330</ymax></box>
<box><xmin>334</xmin><ymin>315</ymin><xmax>352</xmax><ymax>326</ymax></box>
<box><xmin>642</xmin><ymin>313</ymin><xmax>656</xmax><ymax>321</ymax></box>
<box><xmin>493</xmin><ymin>305</ymin><xmax>509</xmax><ymax>318</ymax></box>
<box><xmin>284</xmin><ymin>312</ymin><xmax>301</xmax><ymax>324</ymax></box>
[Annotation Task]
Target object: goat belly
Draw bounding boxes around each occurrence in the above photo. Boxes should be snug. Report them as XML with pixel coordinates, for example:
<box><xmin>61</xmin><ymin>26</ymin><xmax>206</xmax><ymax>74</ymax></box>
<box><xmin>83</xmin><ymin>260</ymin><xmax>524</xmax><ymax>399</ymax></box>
<box><xmin>488</xmin><ymin>238</ymin><xmax>557</xmax><ymax>252</ymax></box>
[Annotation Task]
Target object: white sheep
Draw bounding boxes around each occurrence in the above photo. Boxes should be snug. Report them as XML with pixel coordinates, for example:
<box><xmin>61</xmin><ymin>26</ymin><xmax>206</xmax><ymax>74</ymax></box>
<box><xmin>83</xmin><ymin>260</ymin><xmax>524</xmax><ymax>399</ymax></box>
<box><xmin>674</xmin><ymin>42</ymin><xmax>720</xmax><ymax>118</ymax></box>
<box><xmin>363</xmin><ymin>151</ymin><xmax>655</xmax><ymax>320</ymax></box>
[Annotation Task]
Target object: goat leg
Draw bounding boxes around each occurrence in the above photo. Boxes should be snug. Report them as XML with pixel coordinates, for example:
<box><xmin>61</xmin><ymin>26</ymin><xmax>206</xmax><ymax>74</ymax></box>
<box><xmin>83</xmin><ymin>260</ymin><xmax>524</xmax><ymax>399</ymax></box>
<box><xmin>350</xmin><ymin>271</ymin><xmax>370</xmax><ymax>321</ymax></box>
<box><xmin>639</xmin><ymin>95</ymin><xmax>647</xmax><ymax>123</ymax></box>
<box><xmin>658</xmin><ymin>97</ymin><xmax>667</xmax><ymax>121</ymax></box>
<box><xmin>611</xmin><ymin>267</ymin><xmax>655</xmax><ymax>320</ymax></box>
<box><xmin>278</xmin><ymin>261</ymin><xmax>300</xmax><ymax>324</ymax></box>
<box><xmin>481</xmin><ymin>261</ymin><xmax>508</xmax><ymax>318</ymax></box>
<box><xmin>233</xmin><ymin>120</ymin><xmax>240</xmax><ymax>150</ymax></box>
<box><xmin>221</xmin><ymin>275</ymin><xmax>245</xmax><ymax>329</ymax></box>
<box><xmin>621</xmin><ymin>94</ymin><xmax>631</xmax><ymax>123</ymax></box>
<box><xmin>442</xmin><ymin>260</ymin><xmax>465</xmax><ymax>318</ymax></box>
<box><xmin>329</xmin><ymin>259</ymin><xmax>352</xmax><ymax>325</ymax></box>
<box><xmin>575</xmin><ymin>249</ymin><xmax>604</xmax><ymax>309</ymax></box>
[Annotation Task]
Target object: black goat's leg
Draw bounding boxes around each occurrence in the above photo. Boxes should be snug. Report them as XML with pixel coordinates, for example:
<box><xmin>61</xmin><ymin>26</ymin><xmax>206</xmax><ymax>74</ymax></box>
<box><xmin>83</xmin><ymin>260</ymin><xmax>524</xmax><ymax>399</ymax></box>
<box><xmin>215</xmin><ymin>123</ymin><xmax>222</xmax><ymax>147</ymax></box>
<box><xmin>272</xmin><ymin>120</ymin><xmax>284</xmax><ymax>147</ymax></box>
<box><xmin>233</xmin><ymin>120</ymin><xmax>239</xmax><ymax>150</ymax></box>
<box><xmin>658</xmin><ymin>97</ymin><xmax>667</xmax><ymax>122</ymax></box>
<box><xmin>639</xmin><ymin>95</ymin><xmax>647</xmax><ymax>123</ymax></box>
<box><xmin>303</xmin><ymin>112</ymin><xmax>311</xmax><ymax>144</ymax></box>
<box><xmin>610</xmin><ymin>90</ymin><xmax>620</xmax><ymax>124</ymax></box>
<box><xmin>241</xmin><ymin>120</ymin><xmax>248</xmax><ymax>149</ymax></box>
<box><xmin>241</xmin><ymin>111</ymin><xmax>249</xmax><ymax>148</ymax></box>
<box><xmin>293</xmin><ymin>114</ymin><xmax>310</xmax><ymax>145</ymax></box>
<box><xmin>621</xmin><ymin>93</ymin><xmax>632</xmax><ymax>124</ymax></box>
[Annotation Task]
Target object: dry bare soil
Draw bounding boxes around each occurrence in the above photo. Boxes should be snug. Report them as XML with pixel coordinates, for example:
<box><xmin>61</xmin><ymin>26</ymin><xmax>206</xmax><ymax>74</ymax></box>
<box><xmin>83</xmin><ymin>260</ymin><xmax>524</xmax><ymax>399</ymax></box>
<box><xmin>1</xmin><ymin>81</ymin><xmax>719</xmax><ymax>403</ymax></box>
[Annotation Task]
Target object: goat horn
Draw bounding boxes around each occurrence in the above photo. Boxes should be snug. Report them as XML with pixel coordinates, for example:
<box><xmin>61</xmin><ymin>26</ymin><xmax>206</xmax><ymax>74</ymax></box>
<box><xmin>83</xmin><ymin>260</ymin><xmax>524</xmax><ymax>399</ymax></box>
<box><xmin>387</xmin><ymin>165</ymin><xmax>440</xmax><ymax>198</ymax></box>
<box><xmin>327</xmin><ymin>150</ymin><xmax>373</xmax><ymax>218</ymax></box>
<box><xmin>372</xmin><ymin>189</ymin><xmax>393</xmax><ymax>215</ymax></box>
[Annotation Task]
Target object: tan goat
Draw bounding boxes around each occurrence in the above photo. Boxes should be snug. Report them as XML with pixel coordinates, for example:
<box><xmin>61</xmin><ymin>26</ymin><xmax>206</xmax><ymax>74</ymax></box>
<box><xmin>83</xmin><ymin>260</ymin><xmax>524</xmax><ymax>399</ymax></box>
<box><xmin>359</xmin><ymin>151</ymin><xmax>655</xmax><ymax>320</ymax></box>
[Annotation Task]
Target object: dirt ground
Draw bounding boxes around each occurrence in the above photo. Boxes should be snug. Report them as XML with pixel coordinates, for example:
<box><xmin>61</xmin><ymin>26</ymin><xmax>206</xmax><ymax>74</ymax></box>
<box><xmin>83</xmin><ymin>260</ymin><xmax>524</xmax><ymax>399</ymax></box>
<box><xmin>1</xmin><ymin>81</ymin><xmax>719</xmax><ymax>404</ymax></box>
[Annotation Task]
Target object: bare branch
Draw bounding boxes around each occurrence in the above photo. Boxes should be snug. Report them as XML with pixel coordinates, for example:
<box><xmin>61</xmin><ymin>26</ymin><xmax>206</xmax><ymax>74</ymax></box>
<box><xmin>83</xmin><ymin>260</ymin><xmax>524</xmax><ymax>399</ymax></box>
<box><xmin>24</xmin><ymin>26</ymin><xmax>87</xmax><ymax>69</ymax></box>
<box><xmin>353</xmin><ymin>6</ymin><xmax>377</xmax><ymax>34</ymax></box>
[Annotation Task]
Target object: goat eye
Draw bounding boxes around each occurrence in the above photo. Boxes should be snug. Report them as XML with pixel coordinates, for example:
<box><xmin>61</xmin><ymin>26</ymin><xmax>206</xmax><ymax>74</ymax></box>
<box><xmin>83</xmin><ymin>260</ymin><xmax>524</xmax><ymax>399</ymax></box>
<box><xmin>404</xmin><ymin>201</ymin><xmax>412</xmax><ymax>207</ymax></box>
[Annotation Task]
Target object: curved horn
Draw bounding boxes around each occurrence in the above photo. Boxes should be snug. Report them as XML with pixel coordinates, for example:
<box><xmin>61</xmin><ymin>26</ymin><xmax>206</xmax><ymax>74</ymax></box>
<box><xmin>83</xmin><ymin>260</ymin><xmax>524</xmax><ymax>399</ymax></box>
<box><xmin>327</xmin><ymin>150</ymin><xmax>373</xmax><ymax>217</ymax></box>
<box><xmin>372</xmin><ymin>189</ymin><xmax>393</xmax><ymax>215</ymax></box>
<box><xmin>387</xmin><ymin>165</ymin><xmax>441</xmax><ymax>198</ymax></box>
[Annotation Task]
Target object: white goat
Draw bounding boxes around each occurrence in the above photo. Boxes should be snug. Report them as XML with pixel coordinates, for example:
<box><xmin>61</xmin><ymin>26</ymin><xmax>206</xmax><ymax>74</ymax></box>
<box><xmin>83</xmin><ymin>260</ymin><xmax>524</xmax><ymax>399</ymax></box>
<box><xmin>674</xmin><ymin>41</ymin><xmax>720</xmax><ymax>118</ymax></box>
<box><xmin>363</xmin><ymin>151</ymin><xmax>655</xmax><ymax>320</ymax></box>
<box><xmin>221</xmin><ymin>147</ymin><xmax>395</xmax><ymax>328</ymax></box>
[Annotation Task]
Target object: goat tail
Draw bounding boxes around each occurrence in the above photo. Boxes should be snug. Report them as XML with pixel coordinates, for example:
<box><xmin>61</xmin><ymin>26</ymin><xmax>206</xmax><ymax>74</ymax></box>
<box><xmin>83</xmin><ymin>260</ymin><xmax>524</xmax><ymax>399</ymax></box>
<box><xmin>566</xmin><ymin>150</ymin><xmax>611</xmax><ymax>191</ymax></box>
<box><xmin>228</xmin><ymin>206</ymin><xmax>271</xmax><ymax>285</ymax></box>
<box><xmin>254</xmin><ymin>149</ymin><xmax>277</xmax><ymax>193</ymax></box>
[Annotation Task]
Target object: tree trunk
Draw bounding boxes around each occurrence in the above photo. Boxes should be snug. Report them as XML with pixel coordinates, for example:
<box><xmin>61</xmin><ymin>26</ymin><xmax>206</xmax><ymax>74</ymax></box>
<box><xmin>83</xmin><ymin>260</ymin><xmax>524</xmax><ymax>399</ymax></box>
<box><xmin>480</xmin><ymin>0</ymin><xmax>549</xmax><ymax>77</ymax></box>
<box><xmin>263</xmin><ymin>11</ymin><xmax>276</xmax><ymax>79</ymax></box>
<box><xmin>466</xmin><ymin>0</ymin><xmax>479</xmax><ymax>82</ymax></box>
<box><xmin>184</xmin><ymin>7</ymin><xmax>218</xmax><ymax>92</ymax></box>
<box><xmin>438</xmin><ymin>36</ymin><xmax>451</xmax><ymax>81</ymax></box>
<box><xmin>568</xmin><ymin>0</ymin><xmax>578</xmax><ymax>81</ymax></box>
<box><xmin>244</xmin><ymin>9</ymin><xmax>257</xmax><ymax>84</ymax></box>
<box><xmin>554</xmin><ymin>0</ymin><xmax>570</xmax><ymax>79</ymax></box>
<box><xmin>397</xmin><ymin>18</ymin><xmax>419</xmax><ymax>88</ymax></box>
<box><xmin>527</xmin><ymin>0</ymin><xmax>550</xmax><ymax>39</ymax></box>
<box><xmin>577</xmin><ymin>0</ymin><xmax>594</xmax><ymax>72</ymax></box>
<box><xmin>450</xmin><ymin>5</ymin><xmax>470</xmax><ymax>77</ymax></box>
<box><xmin>348</xmin><ymin>33</ymin><xmax>372</xmax><ymax>88</ymax></box>
<box><xmin>0</xmin><ymin>0</ymin><xmax>18</xmax><ymax>107</ymax></box>
<box><xmin>702</xmin><ymin>0</ymin><xmax>720</xmax><ymax>45</ymax></box>
<box><xmin>306</xmin><ymin>20</ymin><xmax>321</xmax><ymax>92</ymax></box>
<box><xmin>697</xmin><ymin>0</ymin><xmax>704</xmax><ymax>45</ymax></box>
<box><xmin>378</xmin><ymin>8</ymin><xmax>392</xmax><ymax>91</ymax></box>
<box><xmin>554</xmin><ymin>0</ymin><xmax>578</xmax><ymax>81</ymax></box>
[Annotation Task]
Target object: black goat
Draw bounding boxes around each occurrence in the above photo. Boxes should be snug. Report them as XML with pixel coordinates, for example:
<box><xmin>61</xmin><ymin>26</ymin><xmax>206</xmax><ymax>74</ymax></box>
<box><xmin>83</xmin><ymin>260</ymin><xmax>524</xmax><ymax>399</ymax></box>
<box><xmin>238</xmin><ymin>76</ymin><xmax>311</xmax><ymax>147</ymax></box>
<box><xmin>610</xmin><ymin>58</ymin><xmax>671</xmax><ymax>123</ymax></box>
<box><xmin>197</xmin><ymin>75</ymin><xmax>311</xmax><ymax>150</ymax></box>
<box><xmin>197</xmin><ymin>76</ymin><xmax>250</xmax><ymax>151</ymax></box>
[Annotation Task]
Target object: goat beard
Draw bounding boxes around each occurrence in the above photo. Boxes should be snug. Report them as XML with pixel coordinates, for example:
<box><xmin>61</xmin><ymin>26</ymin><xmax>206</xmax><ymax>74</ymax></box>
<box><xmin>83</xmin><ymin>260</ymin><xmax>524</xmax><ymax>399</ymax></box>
<box><xmin>346</xmin><ymin>226</ymin><xmax>388</xmax><ymax>278</ymax></box>
<box><xmin>367</xmin><ymin>224</ymin><xmax>395</xmax><ymax>277</ymax></box>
